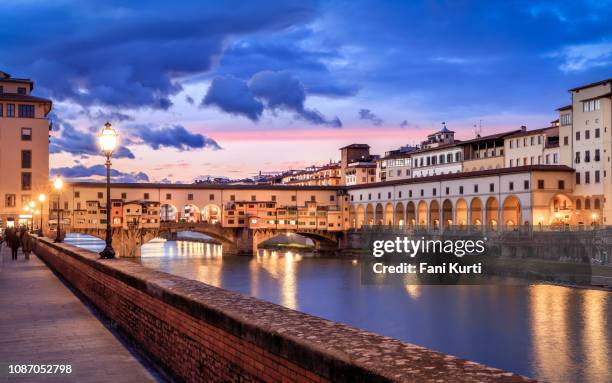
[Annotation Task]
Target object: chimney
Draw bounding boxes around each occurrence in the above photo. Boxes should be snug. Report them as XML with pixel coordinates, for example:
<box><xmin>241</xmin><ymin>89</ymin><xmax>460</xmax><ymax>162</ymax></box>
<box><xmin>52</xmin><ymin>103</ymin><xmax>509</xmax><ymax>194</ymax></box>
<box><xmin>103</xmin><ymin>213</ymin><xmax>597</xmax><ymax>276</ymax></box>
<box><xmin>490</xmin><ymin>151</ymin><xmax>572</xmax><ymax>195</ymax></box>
<box><xmin>520</xmin><ymin>125</ymin><xmax>527</xmax><ymax>132</ymax></box>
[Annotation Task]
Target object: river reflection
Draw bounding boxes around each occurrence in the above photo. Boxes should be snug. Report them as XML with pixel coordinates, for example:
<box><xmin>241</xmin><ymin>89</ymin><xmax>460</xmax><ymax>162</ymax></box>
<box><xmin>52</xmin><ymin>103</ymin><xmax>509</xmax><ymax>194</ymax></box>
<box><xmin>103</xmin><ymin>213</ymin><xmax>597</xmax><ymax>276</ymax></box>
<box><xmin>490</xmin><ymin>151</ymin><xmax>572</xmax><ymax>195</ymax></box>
<box><xmin>65</xmin><ymin>234</ymin><xmax>612</xmax><ymax>383</ymax></box>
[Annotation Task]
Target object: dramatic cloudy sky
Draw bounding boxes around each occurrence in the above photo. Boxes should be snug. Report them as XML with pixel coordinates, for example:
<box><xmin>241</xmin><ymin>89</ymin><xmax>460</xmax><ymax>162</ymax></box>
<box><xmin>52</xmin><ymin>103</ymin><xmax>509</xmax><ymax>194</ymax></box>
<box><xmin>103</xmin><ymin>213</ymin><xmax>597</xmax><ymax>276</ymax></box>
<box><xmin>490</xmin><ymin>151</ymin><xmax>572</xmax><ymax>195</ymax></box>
<box><xmin>1</xmin><ymin>0</ymin><xmax>611</xmax><ymax>182</ymax></box>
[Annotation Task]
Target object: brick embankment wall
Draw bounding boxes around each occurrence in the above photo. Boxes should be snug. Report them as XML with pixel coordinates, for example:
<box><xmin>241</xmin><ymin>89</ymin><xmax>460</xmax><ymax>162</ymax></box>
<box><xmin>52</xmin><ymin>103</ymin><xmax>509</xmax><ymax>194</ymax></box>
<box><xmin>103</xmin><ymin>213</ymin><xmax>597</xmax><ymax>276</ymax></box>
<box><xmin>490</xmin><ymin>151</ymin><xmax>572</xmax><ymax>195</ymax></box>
<box><xmin>33</xmin><ymin>236</ymin><xmax>535</xmax><ymax>383</ymax></box>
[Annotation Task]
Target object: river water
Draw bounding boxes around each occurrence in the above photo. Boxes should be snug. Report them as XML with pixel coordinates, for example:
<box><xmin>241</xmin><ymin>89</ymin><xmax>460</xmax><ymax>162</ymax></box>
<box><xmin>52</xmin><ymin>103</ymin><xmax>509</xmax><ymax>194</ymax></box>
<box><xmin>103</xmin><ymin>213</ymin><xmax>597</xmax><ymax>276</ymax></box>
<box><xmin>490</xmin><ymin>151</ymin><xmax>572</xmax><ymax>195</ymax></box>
<box><xmin>65</xmin><ymin>233</ymin><xmax>612</xmax><ymax>383</ymax></box>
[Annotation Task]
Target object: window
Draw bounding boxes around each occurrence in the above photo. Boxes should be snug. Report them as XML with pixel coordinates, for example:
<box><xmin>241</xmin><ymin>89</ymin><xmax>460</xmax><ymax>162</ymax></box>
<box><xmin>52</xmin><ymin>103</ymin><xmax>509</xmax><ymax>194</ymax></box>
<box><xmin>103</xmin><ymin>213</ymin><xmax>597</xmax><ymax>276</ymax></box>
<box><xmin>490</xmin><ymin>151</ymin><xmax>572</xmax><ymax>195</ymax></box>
<box><xmin>17</xmin><ymin>87</ymin><xmax>26</xmax><ymax>95</ymax></box>
<box><xmin>21</xmin><ymin>172</ymin><xmax>31</xmax><ymax>190</ymax></box>
<box><xmin>329</xmin><ymin>195</ymin><xmax>335</xmax><ymax>202</ymax></box>
<box><xmin>166</xmin><ymin>193</ymin><xmax>172</xmax><ymax>200</ymax></box>
<box><xmin>251</xmin><ymin>195</ymin><xmax>256</xmax><ymax>202</ymax></box>
<box><xmin>545</xmin><ymin>154</ymin><xmax>550</xmax><ymax>164</ymax></box>
<box><xmin>21</xmin><ymin>150</ymin><xmax>31</xmax><ymax>168</ymax></box>
<box><xmin>121</xmin><ymin>192</ymin><xmax>127</xmax><ymax>199</ymax></box>
<box><xmin>432</xmin><ymin>188</ymin><xmax>437</xmax><ymax>196</ymax></box>
<box><xmin>7</xmin><ymin>103</ymin><xmax>15</xmax><ymax>117</ymax></box>
<box><xmin>524</xmin><ymin>180</ymin><xmax>529</xmax><ymax>190</ymax></box>
<box><xmin>585</xmin><ymin>150</ymin><xmax>590</xmax><ymax>162</ymax></box>
<box><xmin>576</xmin><ymin>172</ymin><xmax>581</xmax><ymax>184</ymax></box>
<box><xmin>531</xmin><ymin>137</ymin><xmax>535</xmax><ymax>145</ymax></box>
<box><xmin>398</xmin><ymin>191</ymin><xmax>402</xmax><ymax>198</ymax></box>
<box><xmin>564</xmin><ymin>136</ymin><xmax>569</xmax><ymax>146</ymax></box>
<box><xmin>585</xmin><ymin>130</ymin><xmax>590</xmax><ymax>140</ymax></box>
<box><xmin>18</xmin><ymin>104</ymin><xmax>35</xmax><ymax>118</ymax></box>
<box><xmin>553</xmin><ymin>154</ymin><xmax>558</xmax><ymax>163</ymax></box>
<box><xmin>595</xmin><ymin>199</ymin><xmax>601</xmax><ymax>210</ymax></box>
<box><xmin>0</xmin><ymin>103</ymin><xmax>2</xmax><ymax>116</ymax></box>
<box><xmin>582</xmin><ymin>99</ymin><xmax>601</xmax><ymax>112</ymax></box>
<box><xmin>576</xmin><ymin>131</ymin><xmax>580</xmax><ymax>141</ymax></box>
<box><xmin>595</xmin><ymin>128</ymin><xmax>600</xmax><ymax>138</ymax></box>
<box><xmin>409</xmin><ymin>190</ymin><xmax>413</xmax><ymax>198</ymax></box>
<box><xmin>575</xmin><ymin>152</ymin><xmax>580</xmax><ymax>164</ymax></box>
<box><xmin>585</xmin><ymin>171</ymin><xmax>590</xmax><ymax>184</ymax></box>
<box><xmin>144</xmin><ymin>193</ymin><xmax>150</xmax><ymax>200</ymax></box>
<box><xmin>387</xmin><ymin>192</ymin><xmax>392</xmax><ymax>199</ymax></box>
<box><xmin>509</xmin><ymin>182</ymin><xmax>514</xmax><ymax>191</ymax></box>
<box><xmin>595</xmin><ymin>149</ymin><xmax>600</xmax><ymax>162</ymax></box>
<box><xmin>21</xmin><ymin>127</ymin><xmax>32</xmax><ymax>140</ymax></box>
<box><xmin>489</xmin><ymin>183</ymin><xmax>494</xmax><ymax>192</ymax></box>
<box><xmin>420</xmin><ymin>189</ymin><xmax>424</xmax><ymax>197</ymax></box>
<box><xmin>510</xmin><ymin>159</ymin><xmax>514</xmax><ymax>167</ymax></box>
<box><xmin>98</xmin><ymin>192</ymin><xmax>103</xmax><ymax>199</ymax></box>
<box><xmin>558</xmin><ymin>180</ymin><xmax>565</xmax><ymax>190</ymax></box>
<box><xmin>560</xmin><ymin>114</ymin><xmax>571</xmax><ymax>126</ymax></box>
<box><xmin>445</xmin><ymin>187</ymin><xmax>449</xmax><ymax>195</ymax></box>
<box><xmin>576</xmin><ymin>199</ymin><xmax>581</xmax><ymax>210</ymax></box>
<box><xmin>75</xmin><ymin>191</ymin><xmax>81</xmax><ymax>198</ymax></box>
<box><xmin>474</xmin><ymin>184</ymin><xmax>479</xmax><ymax>193</ymax></box>
<box><xmin>510</xmin><ymin>141</ymin><xmax>514</xmax><ymax>149</ymax></box>
<box><xmin>291</xmin><ymin>195</ymin><xmax>297</xmax><ymax>202</ymax></box>
<box><xmin>595</xmin><ymin>170</ymin><xmax>600</xmax><ymax>183</ymax></box>
<box><xmin>537</xmin><ymin>180</ymin><xmax>544</xmax><ymax>189</ymax></box>
<box><xmin>5</xmin><ymin>194</ymin><xmax>16</xmax><ymax>207</ymax></box>
<box><xmin>310</xmin><ymin>195</ymin><xmax>316</xmax><ymax>202</ymax></box>
<box><xmin>585</xmin><ymin>199</ymin><xmax>591</xmax><ymax>209</ymax></box>
<box><xmin>188</xmin><ymin>193</ymin><xmax>194</xmax><ymax>201</ymax></box>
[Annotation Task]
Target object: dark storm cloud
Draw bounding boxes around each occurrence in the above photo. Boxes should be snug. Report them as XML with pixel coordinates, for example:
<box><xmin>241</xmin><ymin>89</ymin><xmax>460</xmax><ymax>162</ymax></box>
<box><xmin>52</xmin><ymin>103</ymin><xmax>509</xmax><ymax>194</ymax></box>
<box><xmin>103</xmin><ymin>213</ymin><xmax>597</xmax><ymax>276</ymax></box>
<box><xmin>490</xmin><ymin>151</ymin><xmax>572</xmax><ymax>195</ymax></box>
<box><xmin>358</xmin><ymin>109</ymin><xmax>383</xmax><ymax>126</ymax></box>
<box><xmin>50</xmin><ymin>121</ymin><xmax>135</xmax><ymax>159</ymax></box>
<box><xmin>202</xmin><ymin>76</ymin><xmax>264</xmax><ymax>122</ymax></box>
<box><xmin>202</xmin><ymin>70</ymin><xmax>342</xmax><ymax>127</ymax></box>
<box><xmin>0</xmin><ymin>1</ymin><xmax>318</xmax><ymax>110</ymax></box>
<box><xmin>51</xmin><ymin>165</ymin><xmax>150</xmax><ymax>183</ymax></box>
<box><xmin>129</xmin><ymin>124</ymin><xmax>222</xmax><ymax>151</ymax></box>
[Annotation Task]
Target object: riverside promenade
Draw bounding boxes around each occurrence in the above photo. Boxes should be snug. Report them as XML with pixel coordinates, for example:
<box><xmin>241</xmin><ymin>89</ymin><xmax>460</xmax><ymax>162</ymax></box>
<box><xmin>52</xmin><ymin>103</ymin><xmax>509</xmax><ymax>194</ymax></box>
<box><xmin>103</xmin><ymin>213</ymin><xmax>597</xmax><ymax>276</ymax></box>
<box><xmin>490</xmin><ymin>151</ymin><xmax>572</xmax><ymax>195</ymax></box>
<box><xmin>0</xmin><ymin>245</ymin><xmax>162</xmax><ymax>383</ymax></box>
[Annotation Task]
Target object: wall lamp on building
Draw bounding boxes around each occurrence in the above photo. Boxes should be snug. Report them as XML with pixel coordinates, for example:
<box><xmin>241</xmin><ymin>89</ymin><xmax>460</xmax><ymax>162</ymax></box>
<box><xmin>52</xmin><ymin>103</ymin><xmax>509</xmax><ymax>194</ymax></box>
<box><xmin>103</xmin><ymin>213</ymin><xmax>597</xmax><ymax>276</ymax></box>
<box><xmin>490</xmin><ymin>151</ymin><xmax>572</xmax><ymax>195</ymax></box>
<box><xmin>54</xmin><ymin>175</ymin><xmax>63</xmax><ymax>243</ymax></box>
<box><xmin>98</xmin><ymin>122</ymin><xmax>119</xmax><ymax>259</ymax></box>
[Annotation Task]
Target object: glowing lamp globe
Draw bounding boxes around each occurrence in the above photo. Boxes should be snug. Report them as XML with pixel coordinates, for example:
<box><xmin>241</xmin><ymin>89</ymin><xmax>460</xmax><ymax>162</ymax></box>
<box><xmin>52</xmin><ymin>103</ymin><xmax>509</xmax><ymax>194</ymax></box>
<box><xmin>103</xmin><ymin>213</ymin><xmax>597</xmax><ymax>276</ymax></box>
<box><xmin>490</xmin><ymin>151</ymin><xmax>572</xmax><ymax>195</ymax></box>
<box><xmin>99</xmin><ymin>122</ymin><xmax>118</xmax><ymax>156</ymax></box>
<box><xmin>54</xmin><ymin>175</ymin><xmax>63</xmax><ymax>190</ymax></box>
<box><xmin>38</xmin><ymin>193</ymin><xmax>46</xmax><ymax>203</ymax></box>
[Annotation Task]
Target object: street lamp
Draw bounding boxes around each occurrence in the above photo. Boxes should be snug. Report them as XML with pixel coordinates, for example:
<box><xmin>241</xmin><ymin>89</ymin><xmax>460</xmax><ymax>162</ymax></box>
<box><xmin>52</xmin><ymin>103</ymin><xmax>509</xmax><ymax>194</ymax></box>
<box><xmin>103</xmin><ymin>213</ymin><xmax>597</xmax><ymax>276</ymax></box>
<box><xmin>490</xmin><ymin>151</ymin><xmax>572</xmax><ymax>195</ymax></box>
<box><xmin>38</xmin><ymin>193</ymin><xmax>46</xmax><ymax>235</ymax></box>
<box><xmin>28</xmin><ymin>200</ymin><xmax>35</xmax><ymax>230</ymax></box>
<box><xmin>98</xmin><ymin>122</ymin><xmax>118</xmax><ymax>259</ymax></box>
<box><xmin>54</xmin><ymin>175</ymin><xmax>63</xmax><ymax>243</ymax></box>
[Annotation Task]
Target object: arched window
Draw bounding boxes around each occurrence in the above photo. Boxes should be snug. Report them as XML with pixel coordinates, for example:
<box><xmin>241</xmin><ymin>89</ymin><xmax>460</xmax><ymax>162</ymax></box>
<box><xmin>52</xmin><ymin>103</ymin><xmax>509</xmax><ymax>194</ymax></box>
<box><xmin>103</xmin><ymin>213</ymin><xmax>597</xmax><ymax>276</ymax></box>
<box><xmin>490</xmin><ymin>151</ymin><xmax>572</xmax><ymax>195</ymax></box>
<box><xmin>576</xmin><ymin>199</ymin><xmax>581</xmax><ymax>210</ymax></box>
<box><xmin>585</xmin><ymin>198</ymin><xmax>591</xmax><ymax>210</ymax></box>
<box><xmin>594</xmin><ymin>198</ymin><xmax>601</xmax><ymax>210</ymax></box>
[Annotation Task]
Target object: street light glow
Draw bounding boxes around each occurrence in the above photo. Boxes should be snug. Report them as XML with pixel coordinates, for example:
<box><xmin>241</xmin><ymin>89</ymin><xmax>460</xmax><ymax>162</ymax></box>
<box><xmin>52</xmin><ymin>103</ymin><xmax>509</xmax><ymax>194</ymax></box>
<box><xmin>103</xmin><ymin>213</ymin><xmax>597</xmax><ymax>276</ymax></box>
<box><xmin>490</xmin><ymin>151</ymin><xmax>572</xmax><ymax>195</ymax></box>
<box><xmin>98</xmin><ymin>122</ymin><xmax>118</xmax><ymax>156</ymax></box>
<box><xmin>38</xmin><ymin>193</ymin><xmax>46</xmax><ymax>202</ymax></box>
<box><xmin>54</xmin><ymin>175</ymin><xmax>63</xmax><ymax>190</ymax></box>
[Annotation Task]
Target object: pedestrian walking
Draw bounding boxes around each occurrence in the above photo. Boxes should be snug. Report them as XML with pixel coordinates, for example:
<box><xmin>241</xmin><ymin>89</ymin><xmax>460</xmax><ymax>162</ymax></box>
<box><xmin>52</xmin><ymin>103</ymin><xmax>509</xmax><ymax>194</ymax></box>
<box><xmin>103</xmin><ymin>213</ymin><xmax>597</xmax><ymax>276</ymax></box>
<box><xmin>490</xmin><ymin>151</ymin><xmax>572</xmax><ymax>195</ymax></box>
<box><xmin>21</xmin><ymin>228</ymin><xmax>32</xmax><ymax>260</ymax></box>
<box><xmin>7</xmin><ymin>228</ymin><xmax>20</xmax><ymax>260</ymax></box>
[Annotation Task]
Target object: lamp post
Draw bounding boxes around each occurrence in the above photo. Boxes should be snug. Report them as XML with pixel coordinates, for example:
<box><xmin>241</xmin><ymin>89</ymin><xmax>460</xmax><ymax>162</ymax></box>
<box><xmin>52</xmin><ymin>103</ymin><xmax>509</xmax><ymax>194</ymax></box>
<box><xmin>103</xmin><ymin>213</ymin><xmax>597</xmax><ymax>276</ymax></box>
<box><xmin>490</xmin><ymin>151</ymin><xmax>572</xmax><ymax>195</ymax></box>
<box><xmin>38</xmin><ymin>193</ymin><xmax>46</xmax><ymax>235</ymax></box>
<box><xmin>54</xmin><ymin>175</ymin><xmax>63</xmax><ymax>242</ymax></box>
<box><xmin>28</xmin><ymin>200</ymin><xmax>35</xmax><ymax>230</ymax></box>
<box><xmin>24</xmin><ymin>205</ymin><xmax>30</xmax><ymax>230</ymax></box>
<box><xmin>98</xmin><ymin>122</ymin><xmax>118</xmax><ymax>259</ymax></box>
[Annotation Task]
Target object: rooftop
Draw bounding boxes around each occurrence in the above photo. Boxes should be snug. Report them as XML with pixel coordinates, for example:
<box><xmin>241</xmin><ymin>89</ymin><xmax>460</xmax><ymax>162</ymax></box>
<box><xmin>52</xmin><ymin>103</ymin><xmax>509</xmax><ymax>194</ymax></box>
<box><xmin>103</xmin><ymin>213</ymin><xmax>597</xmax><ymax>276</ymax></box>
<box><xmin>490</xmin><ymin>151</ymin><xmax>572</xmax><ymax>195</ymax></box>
<box><xmin>340</xmin><ymin>143</ymin><xmax>370</xmax><ymax>150</ymax></box>
<box><xmin>569</xmin><ymin>78</ymin><xmax>612</xmax><ymax>92</ymax></box>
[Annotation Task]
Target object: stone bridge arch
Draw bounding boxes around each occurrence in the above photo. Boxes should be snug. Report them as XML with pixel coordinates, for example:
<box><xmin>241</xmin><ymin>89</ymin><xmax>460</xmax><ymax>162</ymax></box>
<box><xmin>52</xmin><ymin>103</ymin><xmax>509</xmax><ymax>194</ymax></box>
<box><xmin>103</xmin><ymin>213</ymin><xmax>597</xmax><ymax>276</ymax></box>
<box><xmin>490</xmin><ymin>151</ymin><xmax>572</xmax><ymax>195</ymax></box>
<box><xmin>252</xmin><ymin>229</ymin><xmax>339</xmax><ymax>255</ymax></box>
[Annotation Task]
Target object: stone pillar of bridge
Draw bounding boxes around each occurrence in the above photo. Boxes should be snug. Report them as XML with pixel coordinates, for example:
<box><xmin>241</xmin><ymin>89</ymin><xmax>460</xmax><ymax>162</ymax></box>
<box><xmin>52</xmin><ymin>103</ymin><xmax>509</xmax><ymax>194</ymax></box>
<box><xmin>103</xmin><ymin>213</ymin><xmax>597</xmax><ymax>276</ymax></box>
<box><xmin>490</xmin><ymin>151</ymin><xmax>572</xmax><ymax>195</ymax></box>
<box><xmin>251</xmin><ymin>230</ymin><xmax>276</xmax><ymax>255</ymax></box>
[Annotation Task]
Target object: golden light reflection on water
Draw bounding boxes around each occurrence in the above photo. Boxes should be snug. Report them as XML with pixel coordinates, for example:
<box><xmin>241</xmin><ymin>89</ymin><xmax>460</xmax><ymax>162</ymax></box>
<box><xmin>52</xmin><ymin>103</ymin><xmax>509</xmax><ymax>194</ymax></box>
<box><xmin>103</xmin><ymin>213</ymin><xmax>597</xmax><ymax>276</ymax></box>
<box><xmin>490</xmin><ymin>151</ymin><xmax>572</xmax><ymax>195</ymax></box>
<box><xmin>530</xmin><ymin>284</ymin><xmax>572</xmax><ymax>382</ymax></box>
<box><xmin>256</xmin><ymin>250</ymin><xmax>302</xmax><ymax>310</ymax></box>
<box><xmin>582</xmin><ymin>289</ymin><xmax>610</xmax><ymax>383</ymax></box>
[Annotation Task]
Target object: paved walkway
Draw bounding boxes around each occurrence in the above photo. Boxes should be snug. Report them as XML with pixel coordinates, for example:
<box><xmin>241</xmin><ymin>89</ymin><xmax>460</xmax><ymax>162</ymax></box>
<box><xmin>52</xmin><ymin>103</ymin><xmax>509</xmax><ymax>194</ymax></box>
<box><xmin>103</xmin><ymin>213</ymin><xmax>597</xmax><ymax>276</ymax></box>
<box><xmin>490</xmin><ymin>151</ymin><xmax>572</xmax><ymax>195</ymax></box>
<box><xmin>0</xmin><ymin>245</ymin><xmax>163</xmax><ymax>382</ymax></box>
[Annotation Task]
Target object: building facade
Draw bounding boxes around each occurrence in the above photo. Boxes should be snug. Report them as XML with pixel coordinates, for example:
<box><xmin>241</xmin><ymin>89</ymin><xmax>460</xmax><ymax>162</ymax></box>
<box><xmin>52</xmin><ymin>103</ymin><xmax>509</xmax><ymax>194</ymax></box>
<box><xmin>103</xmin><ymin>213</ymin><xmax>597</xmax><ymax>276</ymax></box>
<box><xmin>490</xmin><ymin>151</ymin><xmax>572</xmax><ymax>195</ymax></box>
<box><xmin>0</xmin><ymin>71</ymin><xmax>52</xmax><ymax>228</ymax></box>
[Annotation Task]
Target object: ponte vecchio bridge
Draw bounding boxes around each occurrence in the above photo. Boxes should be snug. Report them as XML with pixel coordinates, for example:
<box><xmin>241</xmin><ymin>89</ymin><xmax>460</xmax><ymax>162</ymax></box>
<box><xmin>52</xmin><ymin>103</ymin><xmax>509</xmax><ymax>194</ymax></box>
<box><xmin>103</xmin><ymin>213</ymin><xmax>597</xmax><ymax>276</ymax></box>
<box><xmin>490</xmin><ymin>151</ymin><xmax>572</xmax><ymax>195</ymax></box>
<box><xmin>54</xmin><ymin>166</ymin><xmax>581</xmax><ymax>257</ymax></box>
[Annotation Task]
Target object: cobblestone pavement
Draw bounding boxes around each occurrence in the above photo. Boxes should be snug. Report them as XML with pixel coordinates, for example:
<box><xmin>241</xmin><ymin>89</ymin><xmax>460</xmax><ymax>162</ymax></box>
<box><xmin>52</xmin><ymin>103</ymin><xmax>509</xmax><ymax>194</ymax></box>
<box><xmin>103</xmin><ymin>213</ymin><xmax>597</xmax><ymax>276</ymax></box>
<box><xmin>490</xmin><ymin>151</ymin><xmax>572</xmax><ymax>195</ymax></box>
<box><xmin>0</xmin><ymin>245</ymin><xmax>163</xmax><ymax>382</ymax></box>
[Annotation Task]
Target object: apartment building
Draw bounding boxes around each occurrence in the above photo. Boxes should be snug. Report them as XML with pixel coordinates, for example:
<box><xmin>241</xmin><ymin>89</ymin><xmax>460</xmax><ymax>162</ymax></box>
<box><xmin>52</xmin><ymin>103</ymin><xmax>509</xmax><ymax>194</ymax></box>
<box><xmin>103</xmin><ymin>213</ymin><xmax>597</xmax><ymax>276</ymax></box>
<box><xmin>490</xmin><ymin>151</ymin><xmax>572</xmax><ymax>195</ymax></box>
<box><xmin>460</xmin><ymin>130</ymin><xmax>518</xmax><ymax>172</ymax></box>
<box><xmin>504</xmin><ymin>126</ymin><xmax>560</xmax><ymax>168</ymax></box>
<box><xmin>558</xmin><ymin>78</ymin><xmax>612</xmax><ymax>224</ymax></box>
<box><xmin>376</xmin><ymin>145</ymin><xmax>417</xmax><ymax>182</ymax></box>
<box><xmin>0</xmin><ymin>71</ymin><xmax>52</xmax><ymax>227</ymax></box>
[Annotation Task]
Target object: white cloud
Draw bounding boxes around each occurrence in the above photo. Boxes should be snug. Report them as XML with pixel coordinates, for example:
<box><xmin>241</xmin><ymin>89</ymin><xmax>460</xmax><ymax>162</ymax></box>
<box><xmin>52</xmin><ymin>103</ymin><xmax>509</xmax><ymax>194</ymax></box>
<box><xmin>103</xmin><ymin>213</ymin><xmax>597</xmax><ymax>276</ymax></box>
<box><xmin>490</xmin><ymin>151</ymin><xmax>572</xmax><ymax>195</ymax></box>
<box><xmin>550</xmin><ymin>42</ymin><xmax>612</xmax><ymax>72</ymax></box>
